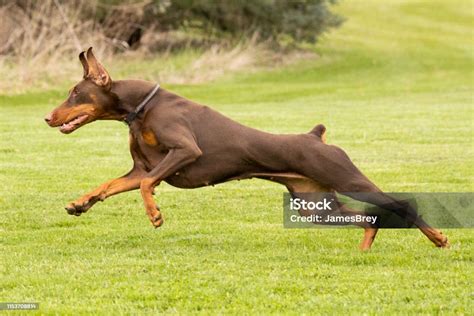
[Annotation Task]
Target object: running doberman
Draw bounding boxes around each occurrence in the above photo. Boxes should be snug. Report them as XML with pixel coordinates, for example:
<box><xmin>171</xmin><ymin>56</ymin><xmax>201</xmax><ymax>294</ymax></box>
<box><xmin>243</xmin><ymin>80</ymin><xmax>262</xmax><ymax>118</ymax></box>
<box><xmin>44</xmin><ymin>48</ymin><xmax>449</xmax><ymax>250</ymax></box>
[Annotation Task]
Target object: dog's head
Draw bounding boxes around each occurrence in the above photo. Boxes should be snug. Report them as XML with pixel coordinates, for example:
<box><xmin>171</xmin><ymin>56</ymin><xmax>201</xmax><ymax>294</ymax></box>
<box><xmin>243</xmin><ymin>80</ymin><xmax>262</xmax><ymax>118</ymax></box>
<box><xmin>44</xmin><ymin>47</ymin><xmax>121</xmax><ymax>134</ymax></box>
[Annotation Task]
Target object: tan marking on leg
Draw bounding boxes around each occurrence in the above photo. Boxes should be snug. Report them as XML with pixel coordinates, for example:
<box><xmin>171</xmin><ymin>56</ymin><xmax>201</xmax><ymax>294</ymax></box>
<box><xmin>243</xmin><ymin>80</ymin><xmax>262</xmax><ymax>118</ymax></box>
<box><xmin>360</xmin><ymin>228</ymin><xmax>378</xmax><ymax>251</ymax></box>
<box><xmin>140</xmin><ymin>178</ymin><xmax>163</xmax><ymax>227</ymax></box>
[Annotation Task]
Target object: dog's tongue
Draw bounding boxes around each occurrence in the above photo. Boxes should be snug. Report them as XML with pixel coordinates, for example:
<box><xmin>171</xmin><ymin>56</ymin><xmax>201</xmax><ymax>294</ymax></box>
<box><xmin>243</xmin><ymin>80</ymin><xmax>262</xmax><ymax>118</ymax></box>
<box><xmin>59</xmin><ymin>115</ymin><xmax>88</xmax><ymax>133</ymax></box>
<box><xmin>59</xmin><ymin>123</ymin><xmax>76</xmax><ymax>133</ymax></box>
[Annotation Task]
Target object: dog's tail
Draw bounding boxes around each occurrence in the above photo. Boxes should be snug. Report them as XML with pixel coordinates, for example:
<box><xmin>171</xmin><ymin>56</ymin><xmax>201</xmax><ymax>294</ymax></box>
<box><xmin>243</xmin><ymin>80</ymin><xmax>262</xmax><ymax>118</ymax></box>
<box><xmin>309</xmin><ymin>124</ymin><xmax>327</xmax><ymax>143</ymax></box>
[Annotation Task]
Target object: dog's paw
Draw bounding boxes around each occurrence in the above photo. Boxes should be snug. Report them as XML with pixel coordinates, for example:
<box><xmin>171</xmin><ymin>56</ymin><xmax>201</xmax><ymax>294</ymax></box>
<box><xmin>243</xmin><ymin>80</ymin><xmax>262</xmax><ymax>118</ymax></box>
<box><xmin>152</xmin><ymin>213</ymin><xmax>164</xmax><ymax>228</ymax></box>
<box><xmin>149</xmin><ymin>204</ymin><xmax>163</xmax><ymax>228</ymax></box>
<box><xmin>437</xmin><ymin>234</ymin><xmax>450</xmax><ymax>248</ymax></box>
<box><xmin>428</xmin><ymin>230</ymin><xmax>450</xmax><ymax>248</ymax></box>
<box><xmin>65</xmin><ymin>198</ymin><xmax>94</xmax><ymax>216</ymax></box>
<box><xmin>65</xmin><ymin>203</ymin><xmax>84</xmax><ymax>216</ymax></box>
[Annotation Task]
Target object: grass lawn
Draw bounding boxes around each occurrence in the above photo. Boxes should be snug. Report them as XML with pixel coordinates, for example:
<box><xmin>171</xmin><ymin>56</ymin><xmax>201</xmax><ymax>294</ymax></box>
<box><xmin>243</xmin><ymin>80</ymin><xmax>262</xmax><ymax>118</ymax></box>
<box><xmin>0</xmin><ymin>0</ymin><xmax>472</xmax><ymax>314</ymax></box>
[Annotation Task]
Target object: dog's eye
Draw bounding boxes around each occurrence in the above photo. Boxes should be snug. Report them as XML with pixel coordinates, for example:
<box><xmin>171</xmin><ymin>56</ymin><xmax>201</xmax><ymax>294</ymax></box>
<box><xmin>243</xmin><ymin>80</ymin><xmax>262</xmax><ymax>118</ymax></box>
<box><xmin>71</xmin><ymin>88</ymin><xmax>78</xmax><ymax>97</ymax></box>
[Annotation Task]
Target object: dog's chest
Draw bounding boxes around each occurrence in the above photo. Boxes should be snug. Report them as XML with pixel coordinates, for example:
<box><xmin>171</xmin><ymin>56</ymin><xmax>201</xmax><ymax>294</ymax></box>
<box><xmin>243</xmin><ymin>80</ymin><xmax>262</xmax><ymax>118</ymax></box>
<box><xmin>129</xmin><ymin>127</ymin><xmax>168</xmax><ymax>170</ymax></box>
<box><xmin>140</xmin><ymin>129</ymin><xmax>159</xmax><ymax>146</ymax></box>
<box><xmin>132</xmin><ymin>127</ymin><xmax>162</xmax><ymax>149</ymax></box>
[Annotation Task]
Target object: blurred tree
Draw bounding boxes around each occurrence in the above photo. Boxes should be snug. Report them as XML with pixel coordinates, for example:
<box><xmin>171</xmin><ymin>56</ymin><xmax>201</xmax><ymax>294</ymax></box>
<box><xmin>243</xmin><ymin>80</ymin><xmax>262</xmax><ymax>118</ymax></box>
<box><xmin>0</xmin><ymin>0</ymin><xmax>343</xmax><ymax>53</ymax></box>
<box><xmin>144</xmin><ymin>0</ymin><xmax>343</xmax><ymax>43</ymax></box>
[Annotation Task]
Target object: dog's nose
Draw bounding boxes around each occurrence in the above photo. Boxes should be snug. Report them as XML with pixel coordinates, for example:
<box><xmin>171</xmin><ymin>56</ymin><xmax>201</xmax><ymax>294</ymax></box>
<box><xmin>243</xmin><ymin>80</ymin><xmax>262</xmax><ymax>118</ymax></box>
<box><xmin>44</xmin><ymin>113</ymin><xmax>52</xmax><ymax>123</ymax></box>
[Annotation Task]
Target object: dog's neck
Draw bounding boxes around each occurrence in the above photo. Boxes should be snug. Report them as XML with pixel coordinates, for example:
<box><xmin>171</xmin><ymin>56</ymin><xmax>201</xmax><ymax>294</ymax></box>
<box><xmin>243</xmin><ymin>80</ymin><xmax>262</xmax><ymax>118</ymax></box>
<box><xmin>111</xmin><ymin>80</ymin><xmax>158</xmax><ymax>120</ymax></box>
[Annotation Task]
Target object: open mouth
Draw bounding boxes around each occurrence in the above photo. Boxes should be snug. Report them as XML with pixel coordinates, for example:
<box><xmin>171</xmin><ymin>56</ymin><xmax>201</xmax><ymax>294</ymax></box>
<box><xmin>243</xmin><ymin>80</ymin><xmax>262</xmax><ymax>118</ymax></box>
<box><xmin>59</xmin><ymin>114</ymin><xmax>89</xmax><ymax>134</ymax></box>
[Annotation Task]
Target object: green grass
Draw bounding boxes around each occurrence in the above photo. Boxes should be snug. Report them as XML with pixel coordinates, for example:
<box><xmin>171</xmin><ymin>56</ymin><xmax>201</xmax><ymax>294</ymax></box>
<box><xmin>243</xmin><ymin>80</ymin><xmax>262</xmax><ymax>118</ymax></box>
<box><xmin>1</xmin><ymin>0</ymin><xmax>473</xmax><ymax>314</ymax></box>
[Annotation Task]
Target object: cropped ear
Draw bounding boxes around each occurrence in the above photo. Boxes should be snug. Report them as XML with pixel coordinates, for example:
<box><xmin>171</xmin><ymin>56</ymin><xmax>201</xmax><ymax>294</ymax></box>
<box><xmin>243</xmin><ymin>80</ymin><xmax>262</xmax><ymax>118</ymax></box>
<box><xmin>84</xmin><ymin>47</ymin><xmax>112</xmax><ymax>89</ymax></box>
<box><xmin>79</xmin><ymin>51</ymin><xmax>89</xmax><ymax>78</ymax></box>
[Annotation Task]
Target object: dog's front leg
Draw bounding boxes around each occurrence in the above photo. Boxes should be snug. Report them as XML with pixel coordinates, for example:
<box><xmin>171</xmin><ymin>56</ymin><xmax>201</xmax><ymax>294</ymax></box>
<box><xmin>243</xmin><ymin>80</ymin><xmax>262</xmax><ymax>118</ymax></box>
<box><xmin>140</xmin><ymin>146</ymin><xmax>202</xmax><ymax>228</ymax></box>
<box><xmin>65</xmin><ymin>167</ymin><xmax>146</xmax><ymax>216</ymax></box>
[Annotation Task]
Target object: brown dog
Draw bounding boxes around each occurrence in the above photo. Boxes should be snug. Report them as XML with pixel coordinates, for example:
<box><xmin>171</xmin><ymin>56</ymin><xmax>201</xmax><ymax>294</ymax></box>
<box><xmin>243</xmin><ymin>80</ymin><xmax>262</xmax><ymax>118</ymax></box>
<box><xmin>45</xmin><ymin>48</ymin><xmax>448</xmax><ymax>250</ymax></box>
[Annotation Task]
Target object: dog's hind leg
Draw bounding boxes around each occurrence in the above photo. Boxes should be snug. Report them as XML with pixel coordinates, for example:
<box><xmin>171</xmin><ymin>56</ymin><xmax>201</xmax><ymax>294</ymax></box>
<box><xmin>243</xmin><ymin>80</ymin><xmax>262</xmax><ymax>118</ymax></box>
<box><xmin>334</xmin><ymin>175</ymin><xmax>449</xmax><ymax>248</ymax></box>
<box><xmin>297</xmin><ymin>142</ymin><xmax>448</xmax><ymax>248</ymax></box>
<box><xmin>336</xmin><ymin>203</ymin><xmax>378</xmax><ymax>250</ymax></box>
<box><xmin>252</xmin><ymin>172</ymin><xmax>377</xmax><ymax>249</ymax></box>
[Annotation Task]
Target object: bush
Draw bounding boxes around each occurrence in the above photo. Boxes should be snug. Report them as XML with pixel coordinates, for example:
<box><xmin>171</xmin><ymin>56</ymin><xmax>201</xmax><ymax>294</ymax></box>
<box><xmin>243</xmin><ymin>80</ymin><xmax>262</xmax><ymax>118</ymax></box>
<box><xmin>146</xmin><ymin>0</ymin><xmax>343</xmax><ymax>44</ymax></box>
<box><xmin>92</xmin><ymin>0</ymin><xmax>343</xmax><ymax>47</ymax></box>
<box><xmin>0</xmin><ymin>0</ymin><xmax>343</xmax><ymax>57</ymax></box>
